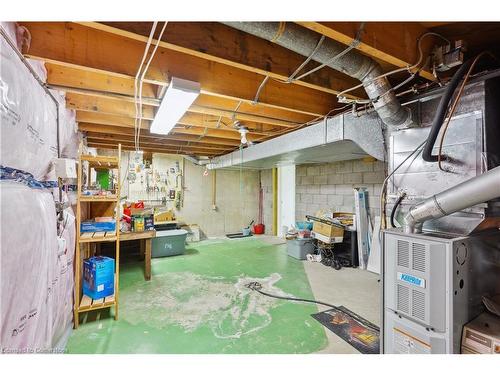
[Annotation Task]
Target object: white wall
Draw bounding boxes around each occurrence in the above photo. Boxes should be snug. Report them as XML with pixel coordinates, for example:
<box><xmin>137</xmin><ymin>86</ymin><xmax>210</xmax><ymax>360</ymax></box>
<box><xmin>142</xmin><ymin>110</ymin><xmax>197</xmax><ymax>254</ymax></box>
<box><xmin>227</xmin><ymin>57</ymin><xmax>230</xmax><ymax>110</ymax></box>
<box><xmin>277</xmin><ymin>165</ymin><xmax>296</xmax><ymax>236</ymax></box>
<box><xmin>118</xmin><ymin>151</ymin><xmax>260</xmax><ymax>238</ymax></box>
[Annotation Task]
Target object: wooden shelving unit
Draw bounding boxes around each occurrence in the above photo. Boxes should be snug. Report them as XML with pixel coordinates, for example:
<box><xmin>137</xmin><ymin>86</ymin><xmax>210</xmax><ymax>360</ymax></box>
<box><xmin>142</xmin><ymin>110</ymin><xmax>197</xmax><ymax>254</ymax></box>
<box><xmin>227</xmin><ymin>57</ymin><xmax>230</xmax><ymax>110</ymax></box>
<box><xmin>74</xmin><ymin>145</ymin><xmax>121</xmax><ymax>329</ymax></box>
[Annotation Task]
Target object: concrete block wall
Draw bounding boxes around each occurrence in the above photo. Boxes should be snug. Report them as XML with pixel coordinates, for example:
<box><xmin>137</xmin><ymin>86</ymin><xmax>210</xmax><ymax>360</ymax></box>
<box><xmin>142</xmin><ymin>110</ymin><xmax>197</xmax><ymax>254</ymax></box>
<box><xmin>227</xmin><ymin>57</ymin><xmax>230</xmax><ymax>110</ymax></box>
<box><xmin>295</xmin><ymin>159</ymin><xmax>386</xmax><ymax>222</ymax></box>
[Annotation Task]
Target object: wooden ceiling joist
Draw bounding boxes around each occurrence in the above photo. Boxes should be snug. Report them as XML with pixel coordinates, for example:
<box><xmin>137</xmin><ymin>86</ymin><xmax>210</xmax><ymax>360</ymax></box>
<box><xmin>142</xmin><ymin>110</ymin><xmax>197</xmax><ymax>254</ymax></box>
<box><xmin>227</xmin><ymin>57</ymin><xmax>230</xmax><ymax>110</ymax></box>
<box><xmin>93</xmin><ymin>22</ymin><xmax>361</xmax><ymax>96</ymax></box>
<box><xmin>42</xmin><ymin>59</ymin><xmax>317</xmax><ymax>127</ymax></box>
<box><xmin>44</xmin><ymin>61</ymin><xmax>158</xmax><ymax>98</ymax></box>
<box><xmin>171</xmin><ymin>126</ymin><xmax>264</xmax><ymax>142</ymax></box>
<box><xmin>87</xmin><ymin>142</ymin><xmax>221</xmax><ymax>156</ymax></box>
<box><xmin>20</xmin><ymin>22</ymin><xmax>339</xmax><ymax>117</ymax></box>
<box><xmin>85</xmin><ymin>132</ymin><xmax>232</xmax><ymax>151</ymax></box>
<box><xmin>75</xmin><ymin>109</ymin><xmax>275</xmax><ymax>135</ymax></box>
<box><xmin>76</xmin><ymin>112</ymin><xmax>150</xmax><ymax>129</ymax></box>
<box><xmin>187</xmin><ymin>105</ymin><xmax>298</xmax><ymax>129</ymax></box>
<box><xmin>296</xmin><ymin>22</ymin><xmax>435</xmax><ymax>81</ymax></box>
<box><xmin>66</xmin><ymin>92</ymin><xmax>155</xmax><ymax>120</ymax></box>
<box><xmin>193</xmin><ymin>94</ymin><xmax>315</xmax><ymax>125</ymax></box>
<box><xmin>78</xmin><ymin>123</ymin><xmax>242</xmax><ymax>147</ymax></box>
<box><xmin>49</xmin><ymin>77</ymin><xmax>306</xmax><ymax>128</ymax></box>
<box><xmin>86</xmin><ymin>138</ymin><xmax>228</xmax><ymax>154</ymax></box>
<box><xmin>65</xmin><ymin>89</ymin><xmax>298</xmax><ymax>138</ymax></box>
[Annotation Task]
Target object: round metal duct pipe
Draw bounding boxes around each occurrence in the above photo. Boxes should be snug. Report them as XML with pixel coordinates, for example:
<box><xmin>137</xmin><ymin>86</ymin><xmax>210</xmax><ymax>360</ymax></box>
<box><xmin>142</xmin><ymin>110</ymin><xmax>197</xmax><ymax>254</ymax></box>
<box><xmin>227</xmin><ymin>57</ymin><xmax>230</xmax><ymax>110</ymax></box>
<box><xmin>223</xmin><ymin>22</ymin><xmax>413</xmax><ymax>128</ymax></box>
<box><xmin>403</xmin><ymin>166</ymin><xmax>500</xmax><ymax>233</ymax></box>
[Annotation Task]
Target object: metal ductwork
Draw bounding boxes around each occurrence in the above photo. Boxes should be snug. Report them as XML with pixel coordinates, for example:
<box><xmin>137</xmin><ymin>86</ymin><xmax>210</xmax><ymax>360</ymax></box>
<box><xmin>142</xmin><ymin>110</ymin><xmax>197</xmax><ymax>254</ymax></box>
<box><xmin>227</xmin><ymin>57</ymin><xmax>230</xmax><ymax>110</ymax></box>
<box><xmin>207</xmin><ymin>111</ymin><xmax>385</xmax><ymax>170</ymax></box>
<box><xmin>403</xmin><ymin>166</ymin><xmax>500</xmax><ymax>233</ymax></box>
<box><xmin>223</xmin><ymin>22</ymin><xmax>413</xmax><ymax>128</ymax></box>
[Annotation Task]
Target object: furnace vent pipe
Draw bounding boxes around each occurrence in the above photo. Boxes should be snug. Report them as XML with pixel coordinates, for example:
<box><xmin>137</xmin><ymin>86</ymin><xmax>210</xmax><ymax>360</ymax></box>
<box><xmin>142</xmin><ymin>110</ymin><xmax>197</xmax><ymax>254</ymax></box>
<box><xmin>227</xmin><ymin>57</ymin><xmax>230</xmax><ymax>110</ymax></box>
<box><xmin>223</xmin><ymin>22</ymin><xmax>413</xmax><ymax>128</ymax></box>
<box><xmin>404</xmin><ymin>166</ymin><xmax>500</xmax><ymax>233</ymax></box>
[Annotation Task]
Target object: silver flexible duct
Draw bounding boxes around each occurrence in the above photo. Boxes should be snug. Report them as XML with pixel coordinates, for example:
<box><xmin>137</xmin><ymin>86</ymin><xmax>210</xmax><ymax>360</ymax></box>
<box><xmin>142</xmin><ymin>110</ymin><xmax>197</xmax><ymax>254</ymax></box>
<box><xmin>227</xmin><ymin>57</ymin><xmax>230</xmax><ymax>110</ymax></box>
<box><xmin>223</xmin><ymin>22</ymin><xmax>413</xmax><ymax>128</ymax></box>
<box><xmin>404</xmin><ymin>166</ymin><xmax>500</xmax><ymax>233</ymax></box>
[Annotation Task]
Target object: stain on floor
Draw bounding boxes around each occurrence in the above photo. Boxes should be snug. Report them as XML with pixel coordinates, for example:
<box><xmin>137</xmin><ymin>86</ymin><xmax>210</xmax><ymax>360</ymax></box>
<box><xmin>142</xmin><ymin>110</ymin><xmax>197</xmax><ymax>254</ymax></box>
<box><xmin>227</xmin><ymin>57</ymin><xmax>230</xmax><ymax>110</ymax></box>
<box><xmin>66</xmin><ymin>238</ymin><xmax>328</xmax><ymax>354</ymax></box>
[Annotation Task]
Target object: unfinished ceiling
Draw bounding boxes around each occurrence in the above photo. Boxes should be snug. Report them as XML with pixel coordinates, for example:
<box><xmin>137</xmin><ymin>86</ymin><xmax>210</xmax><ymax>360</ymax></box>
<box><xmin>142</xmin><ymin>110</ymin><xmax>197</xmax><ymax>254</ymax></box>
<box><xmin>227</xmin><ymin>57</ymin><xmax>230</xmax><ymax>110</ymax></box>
<box><xmin>18</xmin><ymin>21</ymin><xmax>500</xmax><ymax>157</ymax></box>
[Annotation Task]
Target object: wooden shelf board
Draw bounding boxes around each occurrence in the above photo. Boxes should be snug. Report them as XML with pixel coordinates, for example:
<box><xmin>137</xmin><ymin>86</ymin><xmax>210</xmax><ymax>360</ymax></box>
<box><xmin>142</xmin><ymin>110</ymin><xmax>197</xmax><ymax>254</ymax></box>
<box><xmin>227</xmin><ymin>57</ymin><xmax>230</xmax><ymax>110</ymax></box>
<box><xmin>79</xmin><ymin>195</ymin><xmax>118</xmax><ymax>202</ymax></box>
<box><xmin>78</xmin><ymin>294</ymin><xmax>115</xmax><ymax>312</ymax></box>
<box><xmin>81</xmin><ymin>154</ymin><xmax>119</xmax><ymax>168</ymax></box>
<box><xmin>79</xmin><ymin>231</ymin><xmax>118</xmax><ymax>243</ymax></box>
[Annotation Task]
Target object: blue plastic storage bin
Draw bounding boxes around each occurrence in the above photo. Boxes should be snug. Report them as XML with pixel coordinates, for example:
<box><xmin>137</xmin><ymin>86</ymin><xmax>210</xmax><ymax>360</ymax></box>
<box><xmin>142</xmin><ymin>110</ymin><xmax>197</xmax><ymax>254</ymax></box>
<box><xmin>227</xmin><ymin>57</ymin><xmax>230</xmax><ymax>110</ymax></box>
<box><xmin>296</xmin><ymin>221</ymin><xmax>313</xmax><ymax>230</ymax></box>
<box><xmin>83</xmin><ymin>256</ymin><xmax>115</xmax><ymax>299</ymax></box>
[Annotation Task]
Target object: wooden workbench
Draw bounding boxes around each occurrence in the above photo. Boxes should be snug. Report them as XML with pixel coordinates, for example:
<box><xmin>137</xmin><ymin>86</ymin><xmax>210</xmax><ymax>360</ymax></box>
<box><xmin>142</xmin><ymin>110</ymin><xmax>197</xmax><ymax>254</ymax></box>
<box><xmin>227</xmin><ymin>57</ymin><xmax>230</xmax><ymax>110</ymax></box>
<box><xmin>119</xmin><ymin>230</ymin><xmax>156</xmax><ymax>280</ymax></box>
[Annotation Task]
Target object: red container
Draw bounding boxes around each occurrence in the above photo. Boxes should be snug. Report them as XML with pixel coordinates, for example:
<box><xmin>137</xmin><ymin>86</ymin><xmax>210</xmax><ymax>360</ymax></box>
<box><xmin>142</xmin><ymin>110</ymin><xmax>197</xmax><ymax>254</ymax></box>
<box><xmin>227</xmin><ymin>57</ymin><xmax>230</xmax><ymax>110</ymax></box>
<box><xmin>253</xmin><ymin>224</ymin><xmax>265</xmax><ymax>235</ymax></box>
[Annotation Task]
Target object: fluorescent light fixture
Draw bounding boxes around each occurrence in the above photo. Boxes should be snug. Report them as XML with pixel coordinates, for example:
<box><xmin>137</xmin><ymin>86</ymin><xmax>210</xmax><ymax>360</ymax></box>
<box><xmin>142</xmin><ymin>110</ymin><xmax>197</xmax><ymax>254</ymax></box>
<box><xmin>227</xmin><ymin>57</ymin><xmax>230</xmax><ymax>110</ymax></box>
<box><xmin>150</xmin><ymin>77</ymin><xmax>200</xmax><ymax>135</ymax></box>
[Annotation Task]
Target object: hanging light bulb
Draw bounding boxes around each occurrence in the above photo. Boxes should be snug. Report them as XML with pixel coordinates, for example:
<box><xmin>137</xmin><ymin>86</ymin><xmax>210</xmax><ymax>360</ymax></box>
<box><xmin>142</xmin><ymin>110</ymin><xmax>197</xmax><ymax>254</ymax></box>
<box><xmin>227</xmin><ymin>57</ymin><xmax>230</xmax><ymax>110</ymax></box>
<box><xmin>238</xmin><ymin>126</ymin><xmax>249</xmax><ymax>144</ymax></box>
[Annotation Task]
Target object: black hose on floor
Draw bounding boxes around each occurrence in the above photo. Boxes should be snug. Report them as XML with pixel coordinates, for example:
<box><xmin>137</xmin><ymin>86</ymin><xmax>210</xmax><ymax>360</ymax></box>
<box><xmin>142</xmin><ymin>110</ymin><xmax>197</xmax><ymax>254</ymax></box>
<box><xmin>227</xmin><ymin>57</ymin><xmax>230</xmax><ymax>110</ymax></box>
<box><xmin>245</xmin><ymin>281</ymin><xmax>337</xmax><ymax>309</ymax></box>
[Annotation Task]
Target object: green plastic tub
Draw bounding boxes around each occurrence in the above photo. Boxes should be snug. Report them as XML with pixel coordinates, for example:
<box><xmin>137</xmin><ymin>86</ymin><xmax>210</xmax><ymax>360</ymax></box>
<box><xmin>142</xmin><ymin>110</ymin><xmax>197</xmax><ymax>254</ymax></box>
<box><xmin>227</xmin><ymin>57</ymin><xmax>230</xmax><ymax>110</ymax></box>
<box><xmin>152</xmin><ymin>229</ymin><xmax>188</xmax><ymax>258</ymax></box>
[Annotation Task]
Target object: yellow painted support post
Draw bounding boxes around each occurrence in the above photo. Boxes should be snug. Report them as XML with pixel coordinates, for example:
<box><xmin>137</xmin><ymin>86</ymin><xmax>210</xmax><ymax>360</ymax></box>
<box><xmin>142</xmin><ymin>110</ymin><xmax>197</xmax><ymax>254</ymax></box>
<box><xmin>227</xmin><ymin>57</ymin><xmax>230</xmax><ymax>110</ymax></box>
<box><xmin>272</xmin><ymin>167</ymin><xmax>278</xmax><ymax>236</ymax></box>
<box><xmin>211</xmin><ymin>169</ymin><xmax>217</xmax><ymax>210</ymax></box>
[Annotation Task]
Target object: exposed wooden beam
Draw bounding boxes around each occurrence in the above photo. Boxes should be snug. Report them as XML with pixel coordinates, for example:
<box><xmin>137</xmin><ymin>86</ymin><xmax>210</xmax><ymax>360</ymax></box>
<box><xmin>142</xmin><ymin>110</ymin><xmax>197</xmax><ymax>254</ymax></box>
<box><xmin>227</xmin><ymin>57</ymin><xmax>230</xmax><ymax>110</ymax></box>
<box><xmin>67</xmin><ymin>90</ymin><xmax>293</xmax><ymax>136</ymax></box>
<box><xmin>66</xmin><ymin>92</ymin><xmax>155</xmax><ymax>119</ymax></box>
<box><xmin>295</xmin><ymin>22</ymin><xmax>435</xmax><ymax>81</ymax></box>
<box><xmin>171</xmin><ymin>125</ymin><xmax>264</xmax><ymax>142</ymax></box>
<box><xmin>187</xmin><ymin>105</ymin><xmax>297</xmax><ymax>128</ymax></box>
<box><xmin>44</xmin><ymin>59</ymin><xmax>315</xmax><ymax>123</ymax></box>
<box><xmin>76</xmin><ymin>112</ymin><xmax>149</xmax><ymax>129</ymax></box>
<box><xmin>76</xmin><ymin>110</ymin><xmax>270</xmax><ymax>134</ymax></box>
<box><xmin>20</xmin><ymin>22</ymin><xmax>339</xmax><ymax>116</ymax></box>
<box><xmin>51</xmin><ymin>79</ymin><xmax>299</xmax><ymax>128</ymax></box>
<box><xmin>193</xmin><ymin>95</ymin><xmax>314</xmax><ymax>124</ymax></box>
<box><xmin>86</xmin><ymin>132</ymin><xmax>232</xmax><ymax>151</ymax></box>
<box><xmin>78</xmin><ymin>123</ymin><xmax>242</xmax><ymax>147</ymax></box>
<box><xmin>87</xmin><ymin>138</ymin><xmax>227</xmax><ymax>155</ymax></box>
<box><xmin>88</xmin><ymin>142</ymin><xmax>222</xmax><ymax>156</ymax></box>
<box><xmin>94</xmin><ymin>22</ymin><xmax>361</xmax><ymax>97</ymax></box>
<box><xmin>178</xmin><ymin>112</ymin><xmax>274</xmax><ymax>134</ymax></box>
<box><xmin>45</xmin><ymin>61</ymin><xmax>158</xmax><ymax>98</ymax></box>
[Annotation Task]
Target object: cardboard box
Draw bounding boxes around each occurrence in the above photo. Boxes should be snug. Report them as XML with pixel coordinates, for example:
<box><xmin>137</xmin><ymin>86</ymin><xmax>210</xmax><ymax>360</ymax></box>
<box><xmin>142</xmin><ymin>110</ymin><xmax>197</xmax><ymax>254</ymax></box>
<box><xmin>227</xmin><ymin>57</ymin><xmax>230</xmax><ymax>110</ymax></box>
<box><xmin>312</xmin><ymin>221</ymin><xmax>344</xmax><ymax>238</ymax></box>
<box><xmin>132</xmin><ymin>216</ymin><xmax>145</xmax><ymax>232</ymax></box>
<box><xmin>461</xmin><ymin>312</ymin><xmax>500</xmax><ymax>354</ymax></box>
<box><xmin>154</xmin><ymin>209</ymin><xmax>175</xmax><ymax>223</ymax></box>
<box><xmin>83</xmin><ymin>256</ymin><xmax>115</xmax><ymax>299</ymax></box>
<box><xmin>144</xmin><ymin>215</ymin><xmax>154</xmax><ymax>231</ymax></box>
<box><xmin>130</xmin><ymin>207</ymin><xmax>153</xmax><ymax>216</ymax></box>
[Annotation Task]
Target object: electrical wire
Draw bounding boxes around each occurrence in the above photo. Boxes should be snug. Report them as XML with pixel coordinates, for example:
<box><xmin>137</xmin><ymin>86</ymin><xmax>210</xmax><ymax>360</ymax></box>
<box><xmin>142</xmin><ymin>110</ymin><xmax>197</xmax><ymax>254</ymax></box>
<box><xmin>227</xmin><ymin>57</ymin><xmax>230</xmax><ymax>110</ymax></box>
<box><xmin>136</xmin><ymin>21</ymin><xmax>168</xmax><ymax>150</ymax></box>
<box><xmin>246</xmin><ymin>282</ymin><xmax>337</xmax><ymax>309</ymax></box>
<box><xmin>437</xmin><ymin>51</ymin><xmax>499</xmax><ymax>171</ymax></box>
<box><xmin>267</xmin><ymin>22</ymin><xmax>365</xmax><ymax>90</ymax></box>
<box><xmin>245</xmin><ymin>25</ymin><xmax>441</xmax><ymax>142</ymax></box>
<box><xmin>293</xmin><ymin>23</ymin><xmax>365</xmax><ymax>82</ymax></box>
<box><xmin>379</xmin><ymin>140</ymin><xmax>426</xmax><ymax>229</ymax></box>
<box><xmin>134</xmin><ymin>22</ymin><xmax>158</xmax><ymax>151</ymax></box>
<box><xmin>390</xmin><ymin>192</ymin><xmax>406</xmax><ymax>228</ymax></box>
<box><xmin>252</xmin><ymin>75</ymin><xmax>270</xmax><ymax>104</ymax></box>
<box><xmin>337</xmin><ymin>32</ymin><xmax>450</xmax><ymax>105</ymax></box>
<box><xmin>286</xmin><ymin>35</ymin><xmax>326</xmax><ymax>82</ymax></box>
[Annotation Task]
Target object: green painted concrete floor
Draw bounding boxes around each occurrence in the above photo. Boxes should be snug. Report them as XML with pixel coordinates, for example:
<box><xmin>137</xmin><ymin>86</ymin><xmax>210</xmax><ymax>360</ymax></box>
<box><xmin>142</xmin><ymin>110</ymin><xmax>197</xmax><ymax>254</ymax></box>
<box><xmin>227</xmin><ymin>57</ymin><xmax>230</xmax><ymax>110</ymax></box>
<box><xmin>67</xmin><ymin>238</ymin><xmax>328</xmax><ymax>354</ymax></box>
